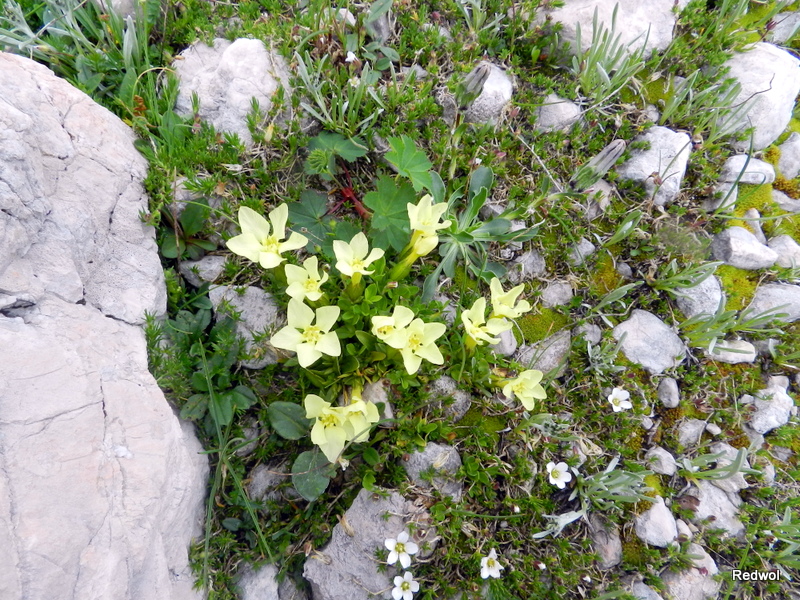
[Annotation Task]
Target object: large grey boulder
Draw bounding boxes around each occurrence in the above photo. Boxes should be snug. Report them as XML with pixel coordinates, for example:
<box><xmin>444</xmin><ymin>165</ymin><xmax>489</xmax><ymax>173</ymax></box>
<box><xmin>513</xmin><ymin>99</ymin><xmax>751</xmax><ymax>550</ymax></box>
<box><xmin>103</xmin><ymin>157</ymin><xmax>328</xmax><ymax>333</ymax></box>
<box><xmin>722</xmin><ymin>43</ymin><xmax>800</xmax><ymax>150</ymax></box>
<box><xmin>536</xmin><ymin>0</ymin><xmax>692</xmax><ymax>54</ymax></box>
<box><xmin>464</xmin><ymin>63</ymin><xmax>513</xmax><ymax>125</ymax></box>
<box><xmin>711</xmin><ymin>227</ymin><xmax>778</xmax><ymax>270</ymax></box>
<box><xmin>174</xmin><ymin>38</ymin><xmax>291</xmax><ymax>146</ymax></box>
<box><xmin>719</xmin><ymin>155</ymin><xmax>775</xmax><ymax>184</ymax></box>
<box><xmin>615</xmin><ymin>126</ymin><xmax>691</xmax><ymax>206</ymax></box>
<box><xmin>744</xmin><ymin>283</ymin><xmax>800</xmax><ymax>323</ymax></box>
<box><xmin>534</xmin><ymin>93</ymin><xmax>581</xmax><ymax>132</ymax></box>
<box><xmin>675</xmin><ymin>275</ymin><xmax>724</xmax><ymax>319</ymax></box>
<box><xmin>683</xmin><ymin>480</ymin><xmax>744</xmax><ymax>538</ymax></box>
<box><xmin>612</xmin><ymin>310</ymin><xmax>685</xmax><ymax>374</ymax></box>
<box><xmin>0</xmin><ymin>54</ymin><xmax>206</xmax><ymax>600</ymax></box>
<box><xmin>303</xmin><ymin>488</ymin><xmax>434</xmax><ymax>600</ymax></box>
<box><xmin>778</xmin><ymin>132</ymin><xmax>800</xmax><ymax>179</ymax></box>
<box><xmin>661</xmin><ymin>543</ymin><xmax>721</xmax><ymax>600</ymax></box>
<box><xmin>634</xmin><ymin>496</ymin><xmax>677</xmax><ymax>548</ymax></box>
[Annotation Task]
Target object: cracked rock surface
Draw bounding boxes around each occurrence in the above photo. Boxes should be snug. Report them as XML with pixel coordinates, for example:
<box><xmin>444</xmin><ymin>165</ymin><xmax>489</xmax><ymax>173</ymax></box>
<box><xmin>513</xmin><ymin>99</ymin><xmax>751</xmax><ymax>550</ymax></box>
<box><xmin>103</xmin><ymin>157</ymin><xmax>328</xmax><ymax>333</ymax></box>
<box><xmin>0</xmin><ymin>53</ymin><xmax>207</xmax><ymax>600</ymax></box>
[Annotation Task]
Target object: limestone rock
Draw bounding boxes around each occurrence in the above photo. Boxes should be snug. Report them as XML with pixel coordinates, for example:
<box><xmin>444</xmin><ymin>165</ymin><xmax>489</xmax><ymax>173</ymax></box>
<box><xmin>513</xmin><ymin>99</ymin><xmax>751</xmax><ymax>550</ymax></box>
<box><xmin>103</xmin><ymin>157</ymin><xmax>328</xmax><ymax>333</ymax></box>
<box><xmin>675</xmin><ymin>275</ymin><xmax>724</xmax><ymax>319</ymax></box>
<box><xmin>491</xmin><ymin>328</ymin><xmax>518</xmax><ymax>357</ymax></box>
<box><xmin>631</xmin><ymin>581</ymin><xmax>665</xmax><ymax>600</ymax></box>
<box><xmin>541</xmin><ymin>281</ymin><xmax>574</xmax><ymax>308</ymax></box>
<box><xmin>515</xmin><ymin>329</ymin><xmax>572</xmax><ymax>377</ymax></box>
<box><xmin>658</xmin><ymin>377</ymin><xmax>680</xmax><ymax>408</ymax></box>
<box><xmin>588</xmin><ymin>514</ymin><xmax>622</xmax><ymax>570</ymax></box>
<box><xmin>0</xmin><ymin>54</ymin><xmax>166</xmax><ymax>325</ymax></box>
<box><xmin>303</xmin><ymin>488</ymin><xmax>434</xmax><ymax>600</ymax></box>
<box><xmin>645</xmin><ymin>447</ymin><xmax>677</xmax><ymax>476</ymax></box>
<box><xmin>428</xmin><ymin>375</ymin><xmax>472</xmax><ymax>422</ymax></box>
<box><xmin>719</xmin><ymin>155</ymin><xmax>775</xmax><ymax>184</ymax></box>
<box><xmin>634</xmin><ymin>496</ymin><xmax>677</xmax><ymax>548</ymax></box>
<box><xmin>684</xmin><ymin>480</ymin><xmax>744</xmax><ymax>538</ymax></box>
<box><xmin>238</xmin><ymin>562</ymin><xmax>307</xmax><ymax>600</ymax></box>
<box><xmin>750</xmin><ymin>383</ymin><xmax>795</xmax><ymax>434</ymax></box>
<box><xmin>773</xmin><ymin>188</ymin><xmax>800</xmax><ymax>213</ymax></box>
<box><xmin>568</xmin><ymin>237</ymin><xmax>596</xmax><ymax>265</ymax></box>
<box><xmin>0</xmin><ymin>53</ymin><xmax>206</xmax><ymax>600</ymax></box>
<box><xmin>769</xmin><ymin>235</ymin><xmax>800</xmax><ymax>268</ymax></box>
<box><xmin>615</xmin><ymin>126</ymin><xmax>691</xmax><ymax>206</ymax></box>
<box><xmin>767</xmin><ymin>11</ymin><xmax>800</xmax><ymax>45</ymax></box>
<box><xmin>711</xmin><ymin>227</ymin><xmax>778</xmax><ymax>270</ymax></box>
<box><xmin>179</xmin><ymin>255</ymin><xmax>228</xmax><ymax>287</ymax></box>
<box><xmin>403</xmin><ymin>443</ymin><xmax>463</xmax><ymax>500</ymax></box>
<box><xmin>677</xmin><ymin>419</ymin><xmax>706</xmax><ymax>448</ymax></box>
<box><xmin>707</xmin><ymin>442</ymin><xmax>750</xmax><ymax>494</ymax></box>
<box><xmin>742</xmin><ymin>208</ymin><xmax>767</xmax><ymax>244</ymax></box>
<box><xmin>507</xmin><ymin>249</ymin><xmax>547</xmax><ymax>284</ymax></box>
<box><xmin>174</xmin><ymin>38</ymin><xmax>291</xmax><ymax>147</ymax></box>
<box><xmin>537</xmin><ymin>0</ymin><xmax>691</xmax><ymax>54</ymax></box>
<box><xmin>723</xmin><ymin>43</ymin><xmax>800</xmax><ymax>150</ymax></box>
<box><xmin>661</xmin><ymin>543</ymin><xmax>721</xmax><ymax>600</ymax></box>
<box><xmin>464</xmin><ymin>63</ymin><xmax>513</xmax><ymax>125</ymax></box>
<box><xmin>706</xmin><ymin>339</ymin><xmax>757</xmax><ymax>364</ymax></box>
<box><xmin>209</xmin><ymin>285</ymin><xmax>283</xmax><ymax>369</ymax></box>
<box><xmin>534</xmin><ymin>93</ymin><xmax>581</xmax><ymax>132</ymax></box>
<box><xmin>613</xmin><ymin>310</ymin><xmax>685</xmax><ymax>374</ymax></box>
<box><xmin>778</xmin><ymin>131</ymin><xmax>800</xmax><ymax>179</ymax></box>
<box><xmin>744</xmin><ymin>283</ymin><xmax>800</xmax><ymax>323</ymax></box>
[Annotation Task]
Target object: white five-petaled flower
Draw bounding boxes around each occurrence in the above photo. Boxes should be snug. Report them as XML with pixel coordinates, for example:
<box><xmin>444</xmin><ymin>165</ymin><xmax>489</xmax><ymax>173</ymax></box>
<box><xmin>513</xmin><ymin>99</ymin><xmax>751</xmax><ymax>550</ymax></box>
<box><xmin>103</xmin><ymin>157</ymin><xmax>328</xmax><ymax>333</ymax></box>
<box><xmin>304</xmin><ymin>394</ymin><xmax>350</xmax><ymax>463</ymax></box>
<box><xmin>489</xmin><ymin>278</ymin><xmax>532</xmax><ymax>319</ymax></box>
<box><xmin>385</xmin><ymin>531</ymin><xmax>419</xmax><ymax>569</ymax></box>
<box><xmin>607</xmin><ymin>387</ymin><xmax>632</xmax><ymax>412</ymax></box>
<box><xmin>398</xmin><ymin>318</ymin><xmax>446</xmax><ymax>375</ymax></box>
<box><xmin>345</xmin><ymin>51</ymin><xmax>357</xmax><ymax>63</ymax></box>
<box><xmin>391</xmin><ymin>571</ymin><xmax>419</xmax><ymax>600</ymax></box>
<box><xmin>546</xmin><ymin>461</ymin><xmax>572</xmax><ymax>489</ymax></box>
<box><xmin>371</xmin><ymin>305</ymin><xmax>416</xmax><ymax>348</ymax></box>
<box><xmin>270</xmin><ymin>299</ymin><xmax>341</xmax><ymax>367</ymax></box>
<box><xmin>285</xmin><ymin>256</ymin><xmax>329</xmax><ymax>302</ymax></box>
<box><xmin>226</xmin><ymin>205</ymin><xmax>307</xmax><ymax>269</ymax></box>
<box><xmin>480</xmin><ymin>548</ymin><xmax>504</xmax><ymax>579</ymax></box>
<box><xmin>333</xmin><ymin>232</ymin><xmax>385</xmax><ymax>277</ymax></box>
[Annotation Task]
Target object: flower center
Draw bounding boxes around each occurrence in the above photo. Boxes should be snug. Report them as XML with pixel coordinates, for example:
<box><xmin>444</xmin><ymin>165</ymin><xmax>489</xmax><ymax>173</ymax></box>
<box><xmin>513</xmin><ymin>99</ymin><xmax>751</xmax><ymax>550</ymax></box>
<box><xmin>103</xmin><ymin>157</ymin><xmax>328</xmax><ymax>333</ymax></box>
<box><xmin>401</xmin><ymin>582</ymin><xmax>410</xmax><ymax>591</ymax></box>
<box><xmin>301</xmin><ymin>325</ymin><xmax>322</xmax><ymax>344</ymax></box>
<box><xmin>261</xmin><ymin>235</ymin><xmax>280</xmax><ymax>253</ymax></box>
<box><xmin>407</xmin><ymin>333</ymin><xmax>422</xmax><ymax>352</ymax></box>
<box><xmin>303</xmin><ymin>278</ymin><xmax>319</xmax><ymax>292</ymax></box>
<box><xmin>377</xmin><ymin>325</ymin><xmax>394</xmax><ymax>337</ymax></box>
<box><xmin>487</xmin><ymin>558</ymin><xmax>496</xmax><ymax>568</ymax></box>
<box><xmin>395</xmin><ymin>542</ymin><xmax>406</xmax><ymax>554</ymax></box>
<box><xmin>552</xmin><ymin>469</ymin><xmax>562</xmax><ymax>480</ymax></box>
<box><xmin>351</xmin><ymin>259</ymin><xmax>365</xmax><ymax>271</ymax></box>
<box><xmin>319</xmin><ymin>413</ymin><xmax>338</xmax><ymax>428</ymax></box>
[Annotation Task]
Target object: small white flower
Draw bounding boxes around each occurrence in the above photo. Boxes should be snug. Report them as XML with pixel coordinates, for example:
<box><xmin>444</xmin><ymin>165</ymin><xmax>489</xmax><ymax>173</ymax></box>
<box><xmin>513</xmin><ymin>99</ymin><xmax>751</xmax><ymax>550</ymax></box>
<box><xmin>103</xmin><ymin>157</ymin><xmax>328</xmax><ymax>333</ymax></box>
<box><xmin>607</xmin><ymin>387</ymin><xmax>632</xmax><ymax>412</ymax></box>
<box><xmin>345</xmin><ymin>51</ymin><xmax>357</xmax><ymax>63</ymax></box>
<box><xmin>385</xmin><ymin>531</ymin><xmax>419</xmax><ymax>569</ymax></box>
<box><xmin>392</xmin><ymin>571</ymin><xmax>419</xmax><ymax>600</ymax></box>
<box><xmin>480</xmin><ymin>548</ymin><xmax>504</xmax><ymax>579</ymax></box>
<box><xmin>546</xmin><ymin>461</ymin><xmax>572</xmax><ymax>489</ymax></box>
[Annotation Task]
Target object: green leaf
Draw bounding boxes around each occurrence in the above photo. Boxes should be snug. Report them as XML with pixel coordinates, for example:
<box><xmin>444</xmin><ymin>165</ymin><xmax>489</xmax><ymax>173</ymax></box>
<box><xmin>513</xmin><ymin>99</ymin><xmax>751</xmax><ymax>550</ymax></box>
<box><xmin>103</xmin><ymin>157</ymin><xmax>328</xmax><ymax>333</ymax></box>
<box><xmin>180</xmin><ymin>199</ymin><xmax>210</xmax><ymax>237</ymax></box>
<box><xmin>229</xmin><ymin>385</ymin><xmax>257</xmax><ymax>410</ymax></box>
<box><xmin>362</xmin><ymin>175</ymin><xmax>414</xmax><ymax>251</ymax></box>
<box><xmin>365</xmin><ymin>0</ymin><xmax>392</xmax><ymax>23</ymax></box>
<box><xmin>289</xmin><ymin>190</ymin><xmax>333</xmax><ymax>250</ymax></box>
<box><xmin>180</xmin><ymin>394</ymin><xmax>208</xmax><ymax>421</ymax></box>
<box><xmin>363</xmin><ymin>470</ymin><xmax>376</xmax><ymax>491</ymax></box>
<box><xmin>292</xmin><ymin>451</ymin><xmax>335</xmax><ymax>501</ymax></box>
<box><xmin>384</xmin><ymin>135</ymin><xmax>433</xmax><ymax>192</ymax></box>
<box><xmin>190</xmin><ymin>370</ymin><xmax>209</xmax><ymax>392</ymax></box>
<box><xmin>268</xmin><ymin>402</ymin><xmax>312</xmax><ymax>440</ymax></box>
<box><xmin>208</xmin><ymin>393</ymin><xmax>234</xmax><ymax>427</ymax></box>
<box><xmin>221</xmin><ymin>517</ymin><xmax>241</xmax><ymax>532</ymax></box>
<box><xmin>429</xmin><ymin>170</ymin><xmax>445</xmax><ymax>202</ymax></box>
<box><xmin>160</xmin><ymin>232</ymin><xmax>185</xmax><ymax>259</ymax></box>
<box><xmin>309</xmin><ymin>131</ymin><xmax>367</xmax><ymax>162</ymax></box>
<box><xmin>362</xmin><ymin>447</ymin><xmax>380</xmax><ymax>466</ymax></box>
<box><xmin>468</xmin><ymin>165</ymin><xmax>494</xmax><ymax>200</ymax></box>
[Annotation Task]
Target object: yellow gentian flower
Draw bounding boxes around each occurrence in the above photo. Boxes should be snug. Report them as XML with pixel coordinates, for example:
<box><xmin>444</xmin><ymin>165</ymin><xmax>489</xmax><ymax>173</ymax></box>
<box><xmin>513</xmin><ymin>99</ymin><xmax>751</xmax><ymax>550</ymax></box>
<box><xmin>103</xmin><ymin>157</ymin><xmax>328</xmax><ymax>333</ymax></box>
<box><xmin>502</xmin><ymin>369</ymin><xmax>547</xmax><ymax>410</ymax></box>
<box><xmin>371</xmin><ymin>305</ymin><xmax>416</xmax><ymax>348</ymax></box>
<box><xmin>489</xmin><ymin>278</ymin><xmax>531</xmax><ymax>319</ymax></box>
<box><xmin>305</xmin><ymin>394</ymin><xmax>350</xmax><ymax>463</ymax></box>
<box><xmin>407</xmin><ymin>194</ymin><xmax>451</xmax><ymax>235</ymax></box>
<box><xmin>270</xmin><ymin>299</ymin><xmax>341</xmax><ymax>367</ymax></box>
<box><xmin>333</xmin><ymin>232</ymin><xmax>384</xmax><ymax>277</ymax></box>
<box><xmin>226</xmin><ymin>204</ymin><xmax>307</xmax><ymax>269</ymax></box>
<box><xmin>285</xmin><ymin>256</ymin><xmax>328</xmax><ymax>302</ymax></box>
<box><xmin>398</xmin><ymin>318</ymin><xmax>446</xmax><ymax>374</ymax></box>
<box><xmin>461</xmin><ymin>298</ymin><xmax>512</xmax><ymax>346</ymax></box>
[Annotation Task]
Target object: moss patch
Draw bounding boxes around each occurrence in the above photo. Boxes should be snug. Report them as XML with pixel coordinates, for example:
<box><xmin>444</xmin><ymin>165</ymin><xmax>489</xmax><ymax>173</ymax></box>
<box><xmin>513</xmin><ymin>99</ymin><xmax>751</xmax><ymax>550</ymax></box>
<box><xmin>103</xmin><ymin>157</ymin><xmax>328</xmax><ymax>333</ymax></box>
<box><xmin>514</xmin><ymin>307</ymin><xmax>570</xmax><ymax>344</ymax></box>
<box><xmin>716</xmin><ymin>264</ymin><xmax>759</xmax><ymax>311</ymax></box>
<box><xmin>589</xmin><ymin>251</ymin><xmax>624</xmax><ymax>296</ymax></box>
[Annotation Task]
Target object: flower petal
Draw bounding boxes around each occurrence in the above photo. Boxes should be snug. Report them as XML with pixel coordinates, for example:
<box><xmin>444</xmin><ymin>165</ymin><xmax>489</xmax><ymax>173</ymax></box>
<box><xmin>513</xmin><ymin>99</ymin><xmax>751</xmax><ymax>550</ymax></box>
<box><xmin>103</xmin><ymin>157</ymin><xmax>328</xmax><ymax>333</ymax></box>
<box><xmin>305</xmin><ymin>394</ymin><xmax>329</xmax><ymax>419</ymax></box>
<box><xmin>238</xmin><ymin>206</ymin><xmax>272</xmax><ymax>240</ymax></box>
<box><xmin>314</xmin><ymin>305</ymin><xmax>341</xmax><ymax>332</ymax></box>
<box><xmin>270</xmin><ymin>326</ymin><xmax>303</xmax><ymax>351</ymax></box>
<box><xmin>315</xmin><ymin>332</ymin><xmax>342</xmax><ymax>357</ymax></box>
<box><xmin>268</xmin><ymin>203</ymin><xmax>289</xmax><ymax>239</ymax></box>
<box><xmin>226</xmin><ymin>232</ymin><xmax>262</xmax><ymax>262</ymax></box>
<box><xmin>295</xmin><ymin>343</ymin><xmax>322</xmax><ymax>367</ymax></box>
<box><xmin>287</xmin><ymin>299</ymin><xmax>315</xmax><ymax>329</ymax></box>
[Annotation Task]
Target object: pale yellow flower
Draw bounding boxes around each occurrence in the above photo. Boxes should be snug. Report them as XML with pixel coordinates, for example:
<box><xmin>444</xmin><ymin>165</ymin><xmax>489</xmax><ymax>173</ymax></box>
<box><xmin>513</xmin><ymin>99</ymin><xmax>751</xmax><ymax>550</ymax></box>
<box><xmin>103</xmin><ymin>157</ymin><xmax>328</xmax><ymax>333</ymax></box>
<box><xmin>407</xmin><ymin>195</ymin><xmax>451</xmax><ymax>235</ymax></box>
<box><xmin>371</xmin><ymin>305</ymin><xmax>415</xmax><ymax>348</ymax></box>
<box><xmin>502</xmin><ymin>369</ymin><xmax>547</xmax><ymax>410</ymax></box>
<box><xmin>333</xmin><ymin>232</ymin><xmax>384</xmax><ymax>277</ymax></box>
<box><xmin>305</xmin><ymin>394</ymin><xmax>350</xmax><ymax>463</ymax></box>
<box><xmin>461</xmin><ymin>298</ymin><xmax>512</xmax><ymax>346</ymax></box>
<box><xmin>270</xmin><ymin>299</ymin><xmax>341</xmax><ymax>367</ymax></box>
<box><xmin>285</xmin><ymin>256</ymin><xmax>328</xmax><ymax>302</ymax></box>
<box><xmin>398</xmin><ymin>318</ymin><xmax>446</xmax><ymax>374</ymax></box>
<box><xmin>343</xmin><ymin>395</ymin><xmax>381</xmax><ymax>443</ymax></box>
<box><xmin>489</xmin><ymin>278</ymin><xmax>531</xmax><ymax>319</ymax></box>
<box><xmin>226</xmin><ymin>205</ymin><xmax>307</xmax><ymax>269</ymax></box>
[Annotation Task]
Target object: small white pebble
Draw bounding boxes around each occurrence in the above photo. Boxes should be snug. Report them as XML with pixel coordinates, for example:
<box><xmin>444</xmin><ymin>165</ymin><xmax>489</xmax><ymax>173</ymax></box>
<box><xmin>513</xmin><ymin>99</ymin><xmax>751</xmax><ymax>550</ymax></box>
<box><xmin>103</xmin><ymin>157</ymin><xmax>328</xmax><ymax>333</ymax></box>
<box><xmin>705</xmin><ymin>423</ymin><xmax>722</xmax><ymax>436</ymax></box>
